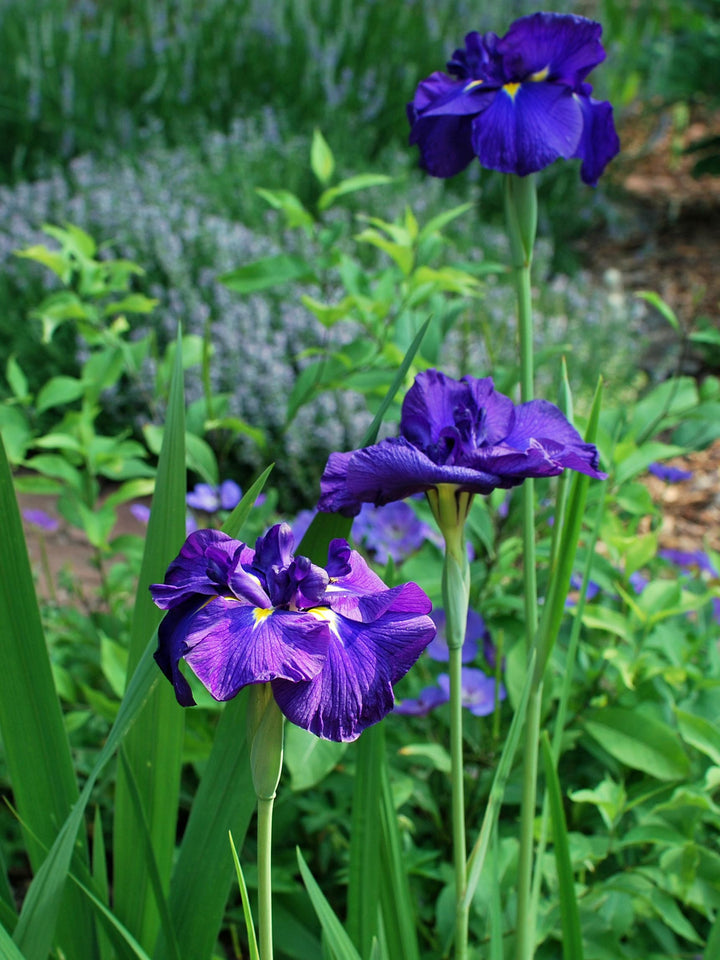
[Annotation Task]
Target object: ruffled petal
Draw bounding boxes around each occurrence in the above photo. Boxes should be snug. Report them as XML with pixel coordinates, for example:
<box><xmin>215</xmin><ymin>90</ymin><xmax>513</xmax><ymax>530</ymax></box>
<box><xmin>504</xmin><ymin>399</ymin><xmax>606</xmax><ymax>477</ymax></box>
<box><xmin>180</xmin><ymin>598</ymin><xmax>329</xmax><ymax>702</ymax></box>
<box><xmin>572</xmin><ymin>90</ymin><xmax>620</xmax><ymax>186</ymax></box>
<box><xmin>272</xmin><ymin>607</ymin><xmax>436</xmax><ymax>741</ymax></box>
<box><xmin>154</xmin><ymin>597</ymin><xmax>210</xmax><ymax>706</ymax></box>
<box><xmin>318</xmin><ymin>437</ymin><xmax>504</xmax><ymax>516</ymax></box>
<box><xmin>498</xmin><ymin>12</ymin><xmax>605</xmax><ymax>86</ymax></box>
<box><xmin>150</xmin><ymin>529</ymin><xmax>253</xmax><ymax>609</ymax></box>
<box><xmin>471</xmin><ymin>81</ymin><xmax>583</xmax><ymax>177</ymax></box>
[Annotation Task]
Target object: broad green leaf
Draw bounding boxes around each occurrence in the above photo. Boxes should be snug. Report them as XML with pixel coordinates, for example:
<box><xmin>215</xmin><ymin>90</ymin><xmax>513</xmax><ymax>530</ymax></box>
<box><xmin>285</xmin><ymin>724</ymin><xmax>348</xmax><ymax>791</ymax></box>
<box><xmin>347</xmin><ymin>724</ymin><xmax>383</xmax><ymax>957</ymax></box>
<box><xmin>675</xmin><ymin>708</ymin><xmax>720</xmax><ymax>766</ymax></box>
<box><xmin>0</xmin><ymin>433</ymin><xmax>95</xmax><ymax>959</ymax></box>
<box><xmin>318</xmin><ymin>174</ymin><xmax>393</xmax><ymax>211</ymax></box>
<box><xmin>0</xmin><ymin>406</ymin><xmax>32</xmax><ymax>463</ymax></box>
<box><xmin>355</xmin><ymin>228</ymin><xmax>414</xmax><ymax>275</ymax></box>
<box><xmin>219</xmin><ymin>254</ymin><xmax>316</xmax><ymax>294</ymax></box>
<box><xmin>542</xmin><ymin>734</ymin><xmax>583</xmax><ymax>960</ymax></box>
<box><xmin>5</xmin><ymin>356</ymin><xmax>28</xmax><ymax>400</ymax></box>
<box><xmin>297</xmin><ymin>848</ymin><xmax>362</xmax><ymax>960</ymax></box>
<box><xmin>102</xmin><ymin>293</ymin><xmax>158</xmax><ymax>316</ymax></box>
<box><xmin>255</xmin><ymin>188</ymin><xmax>314</xmax><ymax>230</ymax></box>
<box><xmin>310</xmin><ymin>129</ymin><xmax>335</xmax><ymax>186</ymax></box>
<box><xmin>583</xmin><ymin>707</ymin><xmax>690</xmax><ymax>780</ymax></box>
<box><xmin>580</xmin><ymin>605</ymin><xmax>635</xmax><ymax>641</ymax></box>
<box><xmin>417</xmin><ymin>202</ymin><xmax>475</xmax><ymax>241</ymax></box>
<box><xmin>155</xmin><ymin>696</ymin><xmax>255</xmax><ymax>960</ymax></box>
<box><xmin>613</xmin><ymin>441</ymin><xmax>686</xmax><ymax>485</ymax></box>
<box><xmin>15</xmin><ymin>244</ymin><xmax>70</xmax><ymax>281</ymax></box>
<box><xmin>398</xmin><ymin>743</ymin><xmax>452</xmax><ymax>774</ymax></box>
<box><xmin>112</xmin><ymin>330</ymin><xmax>187</xmax><ymax>951</ymax></box>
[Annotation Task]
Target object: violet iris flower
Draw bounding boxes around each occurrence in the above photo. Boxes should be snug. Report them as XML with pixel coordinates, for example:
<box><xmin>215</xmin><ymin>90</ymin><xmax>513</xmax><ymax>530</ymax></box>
<box><xmin>318</xmin><ymin>370</ymin><xmax>605</xmax><ymax>517</ymax></box>
<box><xmin>426</xmin><ymin>608</ymin><xmax>488</xmax><ymax>663</ymax></box>
<box><xmin>186</xmin><ymin>480</ymin><xmax>243</xmax><ymax>513</ymax></box>
<box><xmin>407</xmin><ymin>12</ymin><xmax>619</xmax><ymax>185</ymax></box>
<box><xmin>396</xmin><ymin>667</ymin><xmax>504</xmax><ymax>717</ymax></box>
<box><xmin>648</xmin><ymin>462</ymin><xmax>692</xmax><ymax>483</ymax></box>
<box><xmin>23</xmin><ymin>508</ymin><xmax>59</xmax><ymax>533</ymax></box>
<box><xmin>352</xmin><ymin>501</ymin><xmax>434</xmax><ymax>565</ymax></box>
<box><xmin>150</xmin><ymin>523</ymin><xmax>436</xmax><ymax>742</ymax></box>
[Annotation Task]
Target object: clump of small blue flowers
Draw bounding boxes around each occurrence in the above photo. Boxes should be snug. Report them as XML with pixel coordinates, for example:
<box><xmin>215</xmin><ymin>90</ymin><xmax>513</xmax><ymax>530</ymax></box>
<box><xmin>407</xmin><ymin>11</ymin><xmax>620</xmax><ymax>185</ymax></box>
<box><xmin>352</xmin><ymin>501</ymin><xmax>436</xmax><ymax>565</ymax></box>
<box><xmin>318</xmin><ymin>369</ymin><xmax>605</xmax><ymax>516</ymax></box>
<box><xmin>186</xmin><ymin>480</ymin><xmax>243</xmax><ymax>513</ymax></box>
<box><xmin>396</xmin><ymin>667</ymin><xmax>505</xmax><ymax>717</ymax></box>
<box><xmin>150</xmin><ymin>523</ymin><xmax>436</xmax><ymax>741</ymax></box>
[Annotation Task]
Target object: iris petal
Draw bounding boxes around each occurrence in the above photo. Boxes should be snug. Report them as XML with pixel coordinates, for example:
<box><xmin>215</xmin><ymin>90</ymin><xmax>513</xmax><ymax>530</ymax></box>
<box><xmin>471</xmin><ymin>82</ymin><xmax>583</xmax><ymax>177</ymax></box>
<box><xmin>271</xmin><ymin>607</ymin><xmax>436</xmax><ymax>741</ymax></box>
<box><xmin>572</xmin><ymin>91</ymin><xmax>620</xmax><ymax>186</ymax></box>
<box><xmin>498</xmin><ymin>12</ymin><xmax>605</xmax><ymax>86</ymax></box>
<box><xmin>180</xmin><ymin>598</ymin><xmax>329</xmax><ymax>702</ymax></box>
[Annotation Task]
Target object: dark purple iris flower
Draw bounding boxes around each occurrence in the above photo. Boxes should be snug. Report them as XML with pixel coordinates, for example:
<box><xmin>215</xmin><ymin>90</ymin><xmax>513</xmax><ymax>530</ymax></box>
<box><xmin>150</xmin><ymin>523</ymin><xmax>436</xmax><ymax>742</ymax></box>
<box><xmin>318</xmin><ymin>370</ymin><xmax>605</xmax><ymax>517</ymax></box>
<box><xmin>426</xmin><ymin>608</ymin><xmax>488</xmax><ymax>663</ymax></box>
<box><xmin>648</xmin><ymin>462</ymin><xmax>692</xmax><ymax>483</ymax></box>
<box><xmin>396</xmin><ymin>667</ymin><xmax>505</xmax><ymax>717</ymax></box>
<box><xmin>186</xmin><ymin>480</ymin><xmax>243</xmax><ymax>513</ymax></box>
<box><xmin>407</xmin><ymin>12</ymin><xmax>619</xmax><ymax>185</ymax></box>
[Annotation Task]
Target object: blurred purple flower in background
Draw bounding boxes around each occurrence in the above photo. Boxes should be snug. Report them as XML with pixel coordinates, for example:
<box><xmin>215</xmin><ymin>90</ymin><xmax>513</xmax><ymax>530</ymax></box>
<box><xmin>319</xmin><ymin>370</ymin><xmax>605</xmax><ymax>517</ymax></box>
<box><xmin>407</xmin><ymin>12</ymin><xmax>619</xmax><ymax>184</ymax></box>
<box><xmin>186</xmin><ymin>480</ymin><xmax>243</xmax><ymax>513</ymax></box>
<box><xmin>131</xmin><ymin>502</ymin><xmax>197</xmax><ymax>535</ymax></box>
<box><xmin>291</xmin><ymin>508</ymin><xmax>317</xmax><ymax>546</ymax></box>
<box><xmin>426</xmin><ymin>607</ymin><xmax>488</xmax><ymax>663</ymax></box>
<box><xmin>352</xmin><ymin>501</ymin><xmax>433</xmax><ymax>564</ymax></box>
<box><xmin>629</xmin><ymin>571</ymin><xmax>648</xmax><ymax>594</ymax></box>
<box><xmin>648</xmin><ymin>462</ymin><xmax>692</xmax><ymax>483</ymax></box>
<box><xmin>659</xmin><ymin>549</ymin><xmax>718</xmax><ymax>577</ymax></box>
<box><xmin>22</xmin><ymin>508</ymin><xmax>59</xmax><ymax>533</ymax></box>
<box><xmin>565</xmin><ymin>572</ymin><xmax>601</xmax><ymax>607</ymax></box>
<box><xmin>150</xmin><ymin>523</ymin><xmax>436</xmax><ymax>741</ymax></box>
<box><xmin>396</xmin><ymin>667</ymin><xmax>505</xmax><ymax>717</ymax></box>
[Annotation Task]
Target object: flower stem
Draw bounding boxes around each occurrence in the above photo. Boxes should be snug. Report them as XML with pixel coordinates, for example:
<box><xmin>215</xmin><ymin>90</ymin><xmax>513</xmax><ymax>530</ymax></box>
<box><xmin>257</xmin><ymin>796</ymin><xmax>275</xmax><ymax>960</ymax></box>
<box><xmin>428</xmin><ymin>485</ymin><xmax>472</xmax><ymax>960</ymax></box>
<box><xmin>504</xmin><ymin>173</ymin><xmax>541</xmax><ymax>960</ymax></box>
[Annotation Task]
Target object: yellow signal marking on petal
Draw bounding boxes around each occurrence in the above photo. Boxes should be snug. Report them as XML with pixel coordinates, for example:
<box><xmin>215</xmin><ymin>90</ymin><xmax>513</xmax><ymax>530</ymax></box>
<box><xmin>308</xmin><ymin>606</ymin><xmax>341</xmax><ymax>638</ymax></box>
<box><xmin>503</xmin><ymin>82</ymin><xmax>521</xmax><ymax>99</ymax></box>
<box><xmin>528</xmin><ymin>66</ymin><xmax>550</xmax><ymax>82</ymax></box>
<box><xmin>464</xmin><ymin>79</ymin><xmax>484</xmax><ymax>92</ymax></box>
<box><xmin>253</xmin><ymin>608</ymin><xmax>273</xmax><ymax>627</ymax></box>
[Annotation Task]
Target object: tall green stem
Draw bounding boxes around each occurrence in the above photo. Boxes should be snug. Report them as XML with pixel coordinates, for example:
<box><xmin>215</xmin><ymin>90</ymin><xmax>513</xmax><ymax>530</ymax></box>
<box><xmin>504</xmin><ymin>173</ymin><xmax>542</xmax><ymax>960</ymax></box>
<box><xmin>427</xmin><ymin>484</ymin><xmax>472</xmax><ymax>960</ymax></box>
<box><xmin>248</xmin><ymin>685</ymin><xmax>285</xmax><ymax>960</ymax></box>
<box><xmin>257</xmin><ymin>796</ymin><xmax>275</xmax><ymax>960</ymax></box>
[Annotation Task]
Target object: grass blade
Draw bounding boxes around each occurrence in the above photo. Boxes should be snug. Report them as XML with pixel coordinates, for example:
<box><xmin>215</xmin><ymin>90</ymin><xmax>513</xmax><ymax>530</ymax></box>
<box><xmin>0</xmin><ymin>432</ymin><xmax>95</xmax><ymax>960</ymax></box>
<box><xmin>113</xmin><ymin>329</ymin><xmax>187</xmax><ymax>950</ymax></box>
<box><xmin>229</xmin><ymin>830</ymin><xmax>260</xmax><ymax>960</ymax></box>
<box><xmin>13</xmin><ymin>639</ymin><xmax>159</xmax><ymax>956</ymax></box>
<box><xmin>297</xmin><ymin>848</ymin><xmax>362</xmax><ymax>960</ymax></box>
<box><xmin>92</xmin><ymin>805</ymin><xmax>113</xmax><ymax>960</ymax></box>
<box><xmin>540</xmin><ymin>734</ymin><xmax>583</xmax><ymax>960</ymax></box>
<box><xmin>155</xmin><ymin>695</ymin><xmax>256</xmax><ymax>960</ymax></box>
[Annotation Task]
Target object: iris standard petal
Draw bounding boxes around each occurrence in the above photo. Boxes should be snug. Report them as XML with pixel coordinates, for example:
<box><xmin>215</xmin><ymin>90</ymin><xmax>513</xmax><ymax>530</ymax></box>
<box><xmin>498</xmin><ymin>12</ymin><xmax>605</xmax><ymax>86</ymax></box>
<box><xmin>504</xmin><ymin>399</ymin><xmax>605</xmax><ymax>476</ymax></box>
<box><xmin>150</xmin><ymin>529</ymin><xmax>242</xmax><ymax>609</ymax></box>
<box><xmin>471</xmin><ymin>81</ymin><xmax>584</xmax><ymax>177</ymax></box>
<box><xmin>572</xmin><ymin>90</ymin><xmax>620</xmax><ymax>186</ymax></box>
<box><xmin>180</xmin><ymin>597</ymin><xmax>330</xmax><ymax>702</ymax></box>
<box><xmin>271</xmin><ymin>607</ymin><xmax>436</xmax><ymax>741</ymax></box>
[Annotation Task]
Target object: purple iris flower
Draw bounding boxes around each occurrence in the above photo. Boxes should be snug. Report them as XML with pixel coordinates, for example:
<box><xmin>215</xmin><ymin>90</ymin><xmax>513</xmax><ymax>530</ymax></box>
<box><xmin>407</xmin><ymin>12</ymin><xmax>619</xmax><ymax>185</ymax></box>
<box><xmin>648</xmin><ymin>462</ymin><xmax>693</xmax><ymax>483</ymax></box>
<box><xmin>396</xmin><ymin>667</ymin><xmax>505</xmax><ymax>717</ymax></box>
<box><xmin>352</xmin><ymin>501</ymin><xmax>433</xmax><ymax>564</ymax></box>
<box><xmin>150</xmin><ymin>523</ymin><xmax>436</xmax><ymax>742</ymax></box>
<box><xmin>22</xmin><ymin>508</ymin><xmax>59</xmax><ymax>533</ymax></box>
<box><xmin>186</xmin><ymin>480</ymin><xmax>243</xmax><ymax>513</ymax></box>
<box><xmin>659</xmin><ymin>549</ymin><xmax>718</xmax><ymax>578</ymax></box>
<box><xmin>565</xmin><ymin>572</ymin><xmax>601</xmax><ymax>607</ymax></box>
<box><xmin>318</xmin><ymin>370</ymin><xmax>605</xmax><ymax>517</ymax></box>
<box><xmin>426</xmin><ymin>608</ymin><xmax>488</xmax><ymax>663</ymax></box>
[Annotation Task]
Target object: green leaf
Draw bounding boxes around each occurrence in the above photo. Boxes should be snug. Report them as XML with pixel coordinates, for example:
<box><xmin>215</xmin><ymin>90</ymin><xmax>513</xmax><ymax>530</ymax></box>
<box><xmin>398</xmin><ymin>743</ymin><xmax>452</xmax><ymax>774</ymax></box>
<box><xmin>613</xmin><ymin>441</ymin><xmax>686</xmax><ymax>485</ymax></box>
<box><xmin>636</xmin><ymin>291</ymin><xmax>681</xmax><ymax>332</ymax></box>
<box><xmin>229</xmin><ymin>831</ymin><xmax>259</xmax><ymax>960</ymax></box>
<box><xmin>102</xmin><ymin>293</ymin><xmax>158</xmax><ymax>316</ymax></box>
<box><xmin>355</xmin><ymin>228</ymin><xmax>414</xmax><ymax>275</ymax></box>
<box><xmin>112</xmin><ymin>329</ymin><xmax>187</xmax><ymax>951</ymax></box>
<box><xmin>417</xmin><ymin>202</ymin><xmax>475</xmax><ymax>241</ymax></box>
<box><xmin>219</xmin><ymin>254</ymin><xmax>316</xmax><ymax>294</ymax></box>
<box><xmin>0</xmin><ymin>406</ymin><xmax>32</xmax><ymax>463</ymax></box>
<box><xmin>255</xmin><ymin>188</ymin><xmax>314</xmax><ymax>230</ymax></box>
<box><xmin>583</xmin><ymin>707</ymin><xmax>690</xmax><ymax>780</ymax></box>
<box><xmin>675</xmin><ymin>708</ymin><xmax>720</xmax><ymax>766</ymax></box>
<box><xmin>297</xmin><ymin>848</ymin><xmax>362</xmax><ymax>960</ymax></box>
<box><xmin>542</xmin><ymin>734</ymin><xmax>583</xmax><ymax>960</ymax></box>
<box><xmin>285</xmin><ymin>724</ymin><xmax>348</xmax><ymax>791</ymax></box>
<box><xmin>0</xmin><ymin>433</ymin><xmax>96</xmax><ymax>960</ymax></box>
<box><xmin>347</xmin><ymin>725</ymin><xmax>383</xmax><ymax>957</ymax></box>
<box><xmin>310</xmin><ymin>129</ymin><xmax>335</xmax><ymax>186</ymax></box>
<box><xmin>318</xmin><ymin>173</ymin><xmax>393</xmax><ymax>211</ymax></box>
<box><xmin>5</xmin><ymin>356</ymin><xmax>29</xmax><ymax>401</ymax></box>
